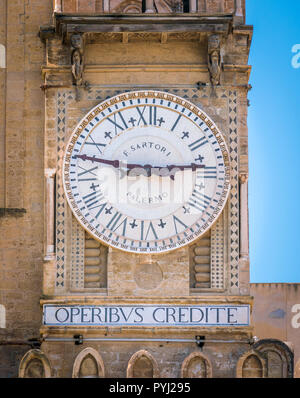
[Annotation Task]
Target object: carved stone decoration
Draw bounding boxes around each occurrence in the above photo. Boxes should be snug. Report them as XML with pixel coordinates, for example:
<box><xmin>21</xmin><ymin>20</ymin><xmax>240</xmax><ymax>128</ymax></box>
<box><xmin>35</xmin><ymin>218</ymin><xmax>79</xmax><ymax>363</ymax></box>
<box><xmin>236</xmin><ymin>350</ymin><xmax>266</xmax><ymax>378</ymax></box>
<box><xmin>169</xmin><ymin>0</ymin><xmax>183</xmax><ymax>12</ymax></box>
<box><xmin>181</xmin><ymin>352</ymin><xmax>212</xmax><ymax>378</ymax></box>
<box><xmin>19</xmin><ymin>349</ymin><xmax>52</xmax><ymax>378</ymax></box>
<box><xmin>253</xmin><ymin>339</ymin><xmax>294</xmax><ymax>378</ymax></box>
<box><xmin>72</xmin><ymin>348</ymin><xmax>105</xmax><ymax>378</ymax></box>
<box><xmin>127</xmin><ymin>350</ymin><xmax>160</xmax><ymax>378</ymax></box>
<box><xmin>71</xmin><ymin>34</ymin><xmax>84</xmax><ymax>87</ymax></box>
<box><xmin>113</xmin><ymin>0</ymin><xmax>142</xmax><ymax>13</ymax></box>
<box><xmin>207</xmin><ymin>34</ymin><xmax>221</xmax><ymax>86</ymax></box>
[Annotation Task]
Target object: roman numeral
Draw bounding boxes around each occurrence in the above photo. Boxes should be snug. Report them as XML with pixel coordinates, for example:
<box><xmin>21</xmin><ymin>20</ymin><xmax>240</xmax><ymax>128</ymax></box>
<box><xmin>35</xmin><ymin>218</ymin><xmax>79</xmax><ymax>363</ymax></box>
<box><xmin>196</xmin><ymin>167</ymin><xmax>217</xmax><ymax>179</ymax></box>
<box><xmin>111</xmin><ymin>217</ymin><xmax>128</xmax><ymax>236</ymax></box>
<box><xmin>149</xmin><ymin>106</ymin><xmax>157</xmax><ymax>126</ymax></box>
<box><xmin>107</xmin><ymin>111</ymin><xmax>128</xmax><ymax>134</ymax></box>
<box><xmin>136</xmin><ymin>106</ymin><xmax>147</xmax><ymax>125</ymax></box>
<box><xmin>94</xmin><ymin>202</ymin><xmax>107</xmax><ymax>219</ymax></box>
<box><xmin>85</xmin><ymin>135</ymin><xmax>106</xmax><ymax>154</ymax></box>
<box><xmin>188</xmin><ymin>136</ymin><xmax>208</xmax><ymax>151</ymax></box>
<box><xmin>106</xmin><ymin>211</ymin><xmax>123</xmax><ymax>230</ymax></box>
<box><xmin>173</xmin><ymin>215</ymin><xmax>188</xmax><ymax>234</ymax></box>
<box><xmin>78</xmin><ymin>165</ymin><xmax>98</xmax><ymax>177</ymax></box>
<box><xmin>188</xmin><ymin>189</ymin><xmax>212</xmax><ymax>212</ymax></box>
<box><xmin>145</xmin><ymin>221</ymin><xmax>158</xmax><ymax>241</ymax></box>
<box><xmin>83</xmin><ymin>190</ymin><xmax>104</xmax><ymax>209</ymax></box>
<box><xmin>171</xmin><ymin>114</ymin><xmax>182</xmax><ymax>132</ymax></box>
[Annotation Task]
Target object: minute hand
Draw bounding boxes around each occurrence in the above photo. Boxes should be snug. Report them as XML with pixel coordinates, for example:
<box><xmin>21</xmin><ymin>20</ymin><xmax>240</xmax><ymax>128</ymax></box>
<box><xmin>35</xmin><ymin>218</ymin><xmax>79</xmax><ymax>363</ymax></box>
<box><xmin>75</xmin><ymin>154</ymin><xmax>142</xmax><ymax>169</ymax></box>
<box><xmin>75</xmin><ymin>154</ymin><xmax>205</xmax><ymax>173</ymax></box>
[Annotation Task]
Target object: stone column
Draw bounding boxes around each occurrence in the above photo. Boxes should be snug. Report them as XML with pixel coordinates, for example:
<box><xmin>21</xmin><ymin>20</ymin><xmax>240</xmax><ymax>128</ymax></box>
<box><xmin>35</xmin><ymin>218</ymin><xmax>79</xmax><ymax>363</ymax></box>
<box><xmin>44</xmin><ymin>169</ymin><xmax>56</xmax><ymax>261</ymax></box>
<box><xmin>145</xmin><ymin>0</ymin><xmax>155</xmax><ymax>13</ymax></box>
<box><xmin>43</xmin><ymin>169</ymin><xmax>56</xmax><ymax>296</ymax></box>
<box><xmin>235</xmin><ymin>0</ymin><xmax>243</xmax><ymax>17</ymax></box>
<box><xmin>239</xmin><ymin>173</ymin><xmax>249</xmax><ymax>260</ymax></box>
<box><xmin>103</xmin><ymin>0</ymin><xmax>110</xmax><ymax>12</ymax></box>
<box><xmin>189</xmin><ymin>0</ymin><xmax>197</xmax><ymax>13</ymax></box>
<box><xmin>238</xmin><ymin>173</ymin><xmax>249</xmax><ymax>295</ymax></box>
<box><xmin>53</xmin><ymin>0</ymin><xmax>62</xmax><ymax>13</ymax></box>
<box><xmin>234</xmin><ymin>0</ymin><xmax>243</xmax><ymax>25</ymax></box>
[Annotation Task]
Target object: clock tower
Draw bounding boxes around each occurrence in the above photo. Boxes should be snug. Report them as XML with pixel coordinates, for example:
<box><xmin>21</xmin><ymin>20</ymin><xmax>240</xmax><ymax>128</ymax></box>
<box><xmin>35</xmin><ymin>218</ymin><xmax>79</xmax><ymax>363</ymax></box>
<box><xmin>35</xmin><ymin>0</ymin><xmax>256</xmax><ymax>377</ymax></box>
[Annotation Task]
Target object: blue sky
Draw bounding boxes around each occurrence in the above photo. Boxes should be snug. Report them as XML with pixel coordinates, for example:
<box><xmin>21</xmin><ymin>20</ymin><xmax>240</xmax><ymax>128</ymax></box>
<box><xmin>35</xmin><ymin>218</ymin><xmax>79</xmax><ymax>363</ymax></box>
<box><xmin>246</xmin><ymin>1</ymin><xmax>300</xmax><ymax>282</ymax></box>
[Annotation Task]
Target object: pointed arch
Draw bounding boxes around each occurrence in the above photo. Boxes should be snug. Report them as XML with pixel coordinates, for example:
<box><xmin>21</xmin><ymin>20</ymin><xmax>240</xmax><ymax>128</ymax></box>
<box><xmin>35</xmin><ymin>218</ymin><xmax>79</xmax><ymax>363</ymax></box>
<box><xmin>181</xmin><ymin>352</ymin><xmax>212</xmax><ymax>378</ymax></box>
<box><xmin>236</xmin><ymin>349</ymin><xmax>267</xmax><ymax>378</ymax></box>
<box><xmin>127</xmin><ymin>350</ymin><xmax>159</xmax><ymax>378</ymax></box>
<box><xmin>72</xmin><ymin>347</ymin><xmax>105</xmax><ymax>378</ymax></box>
<box><xmin>19</xmin><ymin>349</ymin><xmax>52</xmax><ymax>378</ymax></box>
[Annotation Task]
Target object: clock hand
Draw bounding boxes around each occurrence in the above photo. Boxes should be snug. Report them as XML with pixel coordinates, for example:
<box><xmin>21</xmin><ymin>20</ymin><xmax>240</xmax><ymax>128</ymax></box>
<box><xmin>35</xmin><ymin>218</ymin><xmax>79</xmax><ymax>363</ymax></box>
<box><xmin>75</xmin><ymin>154</ymin><xmax>205</xmax><ymax>177</ymax></box>
<box><xmin>75</xmin><ymin>154</ymin><xmax>142</xmax><ymax>169</ymax></box>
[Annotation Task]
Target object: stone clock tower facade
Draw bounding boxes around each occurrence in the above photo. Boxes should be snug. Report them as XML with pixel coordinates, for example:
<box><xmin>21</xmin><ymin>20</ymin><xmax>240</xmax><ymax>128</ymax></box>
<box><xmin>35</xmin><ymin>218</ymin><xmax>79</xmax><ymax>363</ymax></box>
<box><xmin>0</xmin><ymin>0</ymin><xmax>294</xmax><ymax>378</ymax></box>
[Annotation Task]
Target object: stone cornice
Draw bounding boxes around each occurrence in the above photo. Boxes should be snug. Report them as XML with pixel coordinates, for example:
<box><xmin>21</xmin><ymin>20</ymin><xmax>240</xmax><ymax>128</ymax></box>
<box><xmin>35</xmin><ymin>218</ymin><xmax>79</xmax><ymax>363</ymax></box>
<box><xmin>40</xmin><ymin>295</ymin><xmax>253</xmax><ymax>306</ymax></box>
<box><xmin>39</xmin><ymin>13</ymin><xmax>254</xmax><ymax>41</ymax></box>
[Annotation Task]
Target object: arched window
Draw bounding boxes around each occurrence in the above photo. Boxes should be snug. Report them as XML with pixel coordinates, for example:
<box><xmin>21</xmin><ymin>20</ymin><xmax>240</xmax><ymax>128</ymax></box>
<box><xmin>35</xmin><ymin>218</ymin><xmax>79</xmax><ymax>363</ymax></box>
<box><xmin>72</xmin><ymin>348</ymin><xmax>105</xmax><ymax>378</ymax></box>
<box><xmin>19</xmin><ymin>349</ymin><xmax>52</xmax><ymax>378</ymax></box>
<box><xmin>127</xmin><ymin>350</ymin><xmax>159</xmax><ymax>378</ymax></box>
<box><xmin>242</xmin><ymin>354</ymin><xmax>263</xmax><ymax>378</ymax></box>
<box><xmin>253</xmin><ymin>339</ymin><xmax>294</xmax><ymax>378</ymax></box>
<box><xmin>236</xmin><ymin>350</ymin><xmax>266</xmax><ymax>378</ymax></box>
<box><xmin>181</xmin><ymin>352</ymin><xmax>212</xmax><ymax>378</ymax></box>
<box><xmin>266</xmin><ymin>350</ymin><xmax>284</xmax><ymax>378</ymax></box>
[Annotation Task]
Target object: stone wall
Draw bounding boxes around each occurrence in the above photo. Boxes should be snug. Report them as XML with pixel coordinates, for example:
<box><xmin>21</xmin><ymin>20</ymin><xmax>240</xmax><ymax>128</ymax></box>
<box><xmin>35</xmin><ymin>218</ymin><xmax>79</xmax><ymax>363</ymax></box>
<box><xmin>0</xmin><ymin>0</ymin><xmax>53</xmax><ymax>378</ymax></box>
<box><xmin>250</xmin><ymin>283</ymin><xmax>300</xmax><ymax>377</ymax></box>
<box><xmin>0</xmin><ymin>0</ymin><xmax>252</xmax><ymax>378</ymax></box>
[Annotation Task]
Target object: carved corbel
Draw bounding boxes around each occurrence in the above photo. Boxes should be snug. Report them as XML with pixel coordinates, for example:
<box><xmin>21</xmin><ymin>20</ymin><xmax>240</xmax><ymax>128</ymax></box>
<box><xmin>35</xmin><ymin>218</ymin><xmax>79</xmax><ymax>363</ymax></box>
<box><xmin>71</xmin><ymin>33</ymin><xmax>85</xmax><ymax>87</ymax></box>
<box><xmin>207</xmin><ymin>34</ymin><xmax>222</xmax><ymax>87</ymax></box>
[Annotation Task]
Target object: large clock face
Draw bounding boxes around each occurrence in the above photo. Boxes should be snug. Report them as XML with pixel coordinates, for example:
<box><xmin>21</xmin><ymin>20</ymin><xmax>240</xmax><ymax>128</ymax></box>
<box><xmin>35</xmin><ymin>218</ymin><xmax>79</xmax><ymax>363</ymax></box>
<box><xmin>63</xmin><ymin>91</ymin><xmax>230</xmax><ymax>254</ymax></box>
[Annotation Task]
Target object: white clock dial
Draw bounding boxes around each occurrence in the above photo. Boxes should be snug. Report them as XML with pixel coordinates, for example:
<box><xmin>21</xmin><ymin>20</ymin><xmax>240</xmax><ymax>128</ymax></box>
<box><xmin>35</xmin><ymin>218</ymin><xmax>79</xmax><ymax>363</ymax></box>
<box><xmin>63</xmin><ymin>91</ymin><xmax>230</xmax><ymax>254</ymax></box>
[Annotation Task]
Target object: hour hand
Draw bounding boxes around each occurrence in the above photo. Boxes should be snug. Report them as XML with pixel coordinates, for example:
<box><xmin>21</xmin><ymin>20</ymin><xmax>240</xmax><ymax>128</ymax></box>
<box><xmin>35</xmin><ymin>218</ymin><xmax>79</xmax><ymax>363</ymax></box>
<box><xmin>75</xmin><ymin>154</ymin><xmax>120</xmax><ymax>168</ymax></box>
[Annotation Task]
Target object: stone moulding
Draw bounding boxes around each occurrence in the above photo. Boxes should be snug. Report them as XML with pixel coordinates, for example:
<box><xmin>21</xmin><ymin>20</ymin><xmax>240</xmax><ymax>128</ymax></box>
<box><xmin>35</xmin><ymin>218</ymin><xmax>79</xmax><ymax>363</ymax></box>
<box><xmin>236</xmin><ymin>349</ymin><xmax>267</xmax><ymax>378</ymax></box>
<box><xmin>39</xmin><ymin>14</ymin><xmax>239</xmax><ymax>42</ymax></box>
<box><xmin>19</xmin><ymin>349</ymin><xmax>52</xmax><ymax>378</ymax></box>
<box><xmin>126</xmin><ymin>349</ymin><xmax>160</xmax><ymax>378</ymax></box>
<box><xmin>72</xmin><ymin>347</ymin><xmax>105</xmax><ymax>377</ymax></box>
<box><xmin>181</xmin><ymin>351</ymin><xmax>213</xmax><ymax>378</ymax></box>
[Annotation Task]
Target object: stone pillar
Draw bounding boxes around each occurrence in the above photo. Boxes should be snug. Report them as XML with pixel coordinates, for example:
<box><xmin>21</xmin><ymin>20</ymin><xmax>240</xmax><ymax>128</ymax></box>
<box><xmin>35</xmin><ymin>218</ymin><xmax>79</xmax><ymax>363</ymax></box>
<box><xmin>235</xmin><ymin>0</ymin><xmax>243</xmax><ymax>16</ymax></box>
<box><xmin>238</xmin><ymin>173</ymin><xmax>249</xmax><ymax>295</ymax></box>
<box><xmin>53</xmin><ymin>0</ymin><xmax>62</xmax><ymax>13</ymax></box>
<box><xmin>43</xmin><ymin>169</ymin><xmax>56</xmax><ymax>296</ymax></box>
<box><xmin>103</xmin><ymin>0</ymin><xmax>110</xmax><ymax>12</ymax></box>
<box><xmin>44</xmin><ymin>169</ymin><xmax>56</xmax><ymax>261</ymax></box>
<box><xmin>239</xmin><ymin>173</ymin><xmax>249</xmax><ymax>260</ymax></box>
<box><xmin>145</xmin><ymin>0</ymin><xmax>155</xmax><ymax>13</ymax></box>
<box><xmin>189</xmin><ymin>0</ymin><xmax>197</xmax><ymax>13</ymax></box>
<box><xmin>234</xmin><ymin>0</ymin><xmax>243</xmax><ymax>25</ymax></box>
